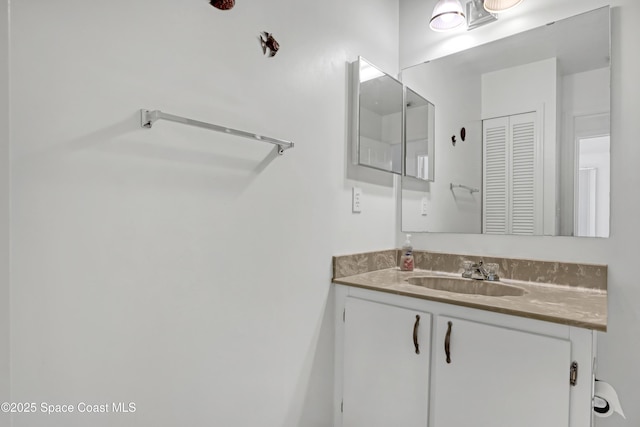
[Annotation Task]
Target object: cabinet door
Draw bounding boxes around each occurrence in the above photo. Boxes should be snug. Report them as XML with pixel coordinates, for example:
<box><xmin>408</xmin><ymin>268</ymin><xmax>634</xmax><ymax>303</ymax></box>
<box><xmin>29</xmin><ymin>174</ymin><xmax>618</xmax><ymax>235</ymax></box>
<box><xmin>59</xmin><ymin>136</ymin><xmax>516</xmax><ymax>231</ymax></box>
<box><xmin>342</xmin><ymin>297</ymin><xmax>431</xmax><ymax>427</ymax></box>
<box><xmin>433</xmin><ymin>316</ymin><xmax>571</xmax><ymax>427</ymax></box>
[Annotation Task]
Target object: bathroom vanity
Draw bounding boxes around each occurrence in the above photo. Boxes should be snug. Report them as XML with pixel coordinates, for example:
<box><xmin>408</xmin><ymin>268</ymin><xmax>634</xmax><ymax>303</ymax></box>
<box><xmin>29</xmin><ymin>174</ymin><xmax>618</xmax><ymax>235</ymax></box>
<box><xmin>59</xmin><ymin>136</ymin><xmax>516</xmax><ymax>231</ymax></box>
<box><xmin>332</xmin><ymin>250</ymin><xmax>606</xmax><ymax>427</ymax></box>
<box><xmin>340</xmin><ymin>5</ymin><xmax>611</xmax><ymax>426</ymax></box>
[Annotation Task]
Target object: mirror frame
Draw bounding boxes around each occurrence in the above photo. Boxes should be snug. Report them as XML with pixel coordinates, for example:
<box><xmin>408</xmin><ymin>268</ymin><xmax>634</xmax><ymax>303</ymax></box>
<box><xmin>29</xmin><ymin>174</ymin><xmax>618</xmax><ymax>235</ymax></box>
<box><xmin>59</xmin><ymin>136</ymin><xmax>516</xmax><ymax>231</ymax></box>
<box><xmin>352</xmin><ymin>56</ymin><xmax>436</xmax><ymax>181</ymax></box>
<box><xmin>352</xmin><ymin>56</ymin><xmax>404</xmax><ymax>175</ymax></box>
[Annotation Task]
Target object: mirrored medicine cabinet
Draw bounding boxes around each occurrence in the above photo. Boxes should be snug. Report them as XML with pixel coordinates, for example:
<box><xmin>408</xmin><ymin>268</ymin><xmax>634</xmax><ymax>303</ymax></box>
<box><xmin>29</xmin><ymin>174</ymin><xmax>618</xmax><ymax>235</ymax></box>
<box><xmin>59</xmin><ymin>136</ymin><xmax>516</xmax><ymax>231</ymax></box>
<box><xmin>352</xmin><ymin>57</ymin><xmax>435</xmax><ymax>181</ymax></box>
<box><xmin>400</xmin><ymin>6</ymin><xmax>611</xmax><ymax>238</ymax></box>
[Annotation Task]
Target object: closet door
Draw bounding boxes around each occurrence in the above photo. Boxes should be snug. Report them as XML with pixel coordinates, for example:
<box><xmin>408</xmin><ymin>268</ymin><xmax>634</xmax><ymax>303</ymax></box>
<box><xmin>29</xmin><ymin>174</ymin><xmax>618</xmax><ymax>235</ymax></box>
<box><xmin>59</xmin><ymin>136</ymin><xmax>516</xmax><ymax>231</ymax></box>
<box><xmin>482</xmin><ymin>117</ymin><xmax>509</xmax><ymax>234</ymax></box>
<box><xmin>509</xmin><ymin>112</ymin><xmax>539</xmax><ymax>235</ymax></box>
<box><xmin>483</xmin><ymin>112</ymin><xmax>540</xmax><ymax>235</ymax></box>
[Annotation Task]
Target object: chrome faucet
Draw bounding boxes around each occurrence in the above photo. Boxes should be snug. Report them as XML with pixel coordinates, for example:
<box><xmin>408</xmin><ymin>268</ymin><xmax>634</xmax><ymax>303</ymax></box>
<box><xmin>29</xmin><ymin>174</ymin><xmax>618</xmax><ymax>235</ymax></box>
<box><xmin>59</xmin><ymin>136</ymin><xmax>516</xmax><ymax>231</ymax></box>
<box><xmin>462</xmin><ymin>260</ymin><xmax>500</xmax><ymax>281</ymax></box>
<box><xmin>471</xmin><ymin>261</ymin><xmax>489</xmax><ymax>280</ymax></box>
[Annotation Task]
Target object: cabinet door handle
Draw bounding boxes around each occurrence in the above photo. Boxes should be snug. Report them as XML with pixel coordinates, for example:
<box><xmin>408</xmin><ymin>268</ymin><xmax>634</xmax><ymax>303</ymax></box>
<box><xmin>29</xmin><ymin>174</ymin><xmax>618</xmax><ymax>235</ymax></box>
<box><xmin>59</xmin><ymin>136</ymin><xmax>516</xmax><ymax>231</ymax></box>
<box><xmin>413</xmin><ymin>315</ymin><xmax>420</xmax><ymax>354</ymax></box>
<box><xmin>445</xmin><ymin>321</ymin><xmax>452</xmax><ymax>364</ymax></box>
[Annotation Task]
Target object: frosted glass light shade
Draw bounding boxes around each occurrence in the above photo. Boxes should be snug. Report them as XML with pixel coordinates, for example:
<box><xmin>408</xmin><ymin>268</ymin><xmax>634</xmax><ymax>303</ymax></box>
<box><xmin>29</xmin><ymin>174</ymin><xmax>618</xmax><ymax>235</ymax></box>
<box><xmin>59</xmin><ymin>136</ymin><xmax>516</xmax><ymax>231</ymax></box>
<box><xmin>430</xmin><ymin>0</ymin><xmax>466</xmax><ymax>32</ymax></box>
<box><xmin>483</xmin><ymin>0</ymin><xmax>524</xmax><ymax>13</ymax></box>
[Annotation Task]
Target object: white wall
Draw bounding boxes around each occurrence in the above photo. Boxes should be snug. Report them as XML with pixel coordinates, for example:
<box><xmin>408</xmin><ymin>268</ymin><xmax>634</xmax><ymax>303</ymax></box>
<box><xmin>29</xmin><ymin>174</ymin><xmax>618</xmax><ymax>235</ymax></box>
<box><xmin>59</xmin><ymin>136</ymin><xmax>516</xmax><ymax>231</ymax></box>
<box><xmin>0</xmin><ymin>1</ymin><xmax>9</xmax><ymax>426</ymax></box>
<box><xmin>400</xmin><ymin>1</ymin><xmax>640</xmax><ymax>426</ymax></box>
<box><xmin>482</xmin><ymin>58</ymin><xmax>558</xmax><ymax>234</ymax></box>
<box><xmin>560</xmin><ymin>67</ymin><xmax>610</xmax><ymax>235</ymax></box>
<box><xmin>8</xmin><ymin>1</ymin><xmax>399</xmax><ymax>426</ymax></box>
<box><xmin>401</xmin><ymin>103</ymin><xmax>434</xmax><ymax>232</ymax></box>
<box><xmin>579</xmin><ymin>137</ymin><xmax>610</xmax><ymax>237</ymax></box>
<box><xmin>401</xmin><ymin>62</ymin><xmax>482</xmax><ymax>233</ymax></box>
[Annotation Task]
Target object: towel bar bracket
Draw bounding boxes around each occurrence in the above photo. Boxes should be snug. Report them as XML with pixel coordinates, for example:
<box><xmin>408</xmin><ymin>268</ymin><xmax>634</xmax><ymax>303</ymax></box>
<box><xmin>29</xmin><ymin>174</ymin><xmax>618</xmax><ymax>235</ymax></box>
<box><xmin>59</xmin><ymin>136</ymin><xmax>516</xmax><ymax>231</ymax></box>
<box><xmin>140</xmin><ymin>109</ymin><xmax>155</xmax><ymax>129</ymax></box>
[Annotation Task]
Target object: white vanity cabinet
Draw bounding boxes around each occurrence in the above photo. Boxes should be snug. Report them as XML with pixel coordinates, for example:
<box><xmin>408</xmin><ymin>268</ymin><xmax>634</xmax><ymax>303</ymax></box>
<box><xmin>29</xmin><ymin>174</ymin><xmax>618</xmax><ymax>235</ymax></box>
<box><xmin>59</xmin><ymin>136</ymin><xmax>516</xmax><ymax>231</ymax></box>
<box><xmin>334</xmin><ymin>285</ymin><xmax>597</xmax><ymax>427</ymax></box>
<box><xmin>433</xmin><ymin>316</ymin><xmax>571</xmax><ymax>427</ymax></box>
<box><xmin>341</xmin><ymin>297</ymin><xmax>432</xmax><ymax>427</ymax></box>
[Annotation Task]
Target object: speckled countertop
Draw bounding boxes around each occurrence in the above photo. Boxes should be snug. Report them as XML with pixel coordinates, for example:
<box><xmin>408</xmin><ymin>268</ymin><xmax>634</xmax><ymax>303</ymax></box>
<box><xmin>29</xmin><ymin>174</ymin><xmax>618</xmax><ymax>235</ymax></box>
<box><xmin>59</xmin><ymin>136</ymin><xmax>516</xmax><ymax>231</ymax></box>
<box><xmin>332</xmin><ymin>250</ymin><xmax>607</xmax><ymax>332</ymax></box>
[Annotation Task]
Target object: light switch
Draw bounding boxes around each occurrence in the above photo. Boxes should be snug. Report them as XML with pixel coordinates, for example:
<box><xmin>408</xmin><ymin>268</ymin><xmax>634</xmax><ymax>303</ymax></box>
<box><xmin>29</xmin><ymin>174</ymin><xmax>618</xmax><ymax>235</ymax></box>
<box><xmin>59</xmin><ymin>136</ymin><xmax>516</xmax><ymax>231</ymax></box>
<box><xmin>421</xmin><ymin>197</ymin><xmax>428</xmax><ymax>216</ymax></box>
<box><xmin>352</xmin><ymin>187</ymin><xmax>362</xmax><ymax>213</ymax></box>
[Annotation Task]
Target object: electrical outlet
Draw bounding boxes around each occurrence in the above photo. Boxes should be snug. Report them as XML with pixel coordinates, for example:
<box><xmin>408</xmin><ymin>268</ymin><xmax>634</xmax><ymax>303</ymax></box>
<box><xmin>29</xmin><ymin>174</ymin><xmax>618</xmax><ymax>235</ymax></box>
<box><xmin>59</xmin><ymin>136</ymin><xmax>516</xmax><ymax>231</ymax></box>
<box><xmin>352</xmin><ymin>187</ymin><xmax>362</xmax><ymax>213</ymax></box>
<box><xmin>421</xmin><ymin>197</ymin><xmax>428</xmax><ymax>216</ymax></box>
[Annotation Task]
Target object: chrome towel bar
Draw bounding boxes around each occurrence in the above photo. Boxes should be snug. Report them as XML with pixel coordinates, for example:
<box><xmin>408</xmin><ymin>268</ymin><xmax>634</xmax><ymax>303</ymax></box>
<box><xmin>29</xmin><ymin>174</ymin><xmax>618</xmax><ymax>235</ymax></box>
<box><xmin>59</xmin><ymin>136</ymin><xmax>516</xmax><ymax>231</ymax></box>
<box><xmin>140</xmin><ymin>109</ymin><xmax>294</xmax><ymax>155</ymax></box>
<box><xmin>450</xmin><ymin>183</ymin><xmax>480</xmax><ymax>194</ymax></box>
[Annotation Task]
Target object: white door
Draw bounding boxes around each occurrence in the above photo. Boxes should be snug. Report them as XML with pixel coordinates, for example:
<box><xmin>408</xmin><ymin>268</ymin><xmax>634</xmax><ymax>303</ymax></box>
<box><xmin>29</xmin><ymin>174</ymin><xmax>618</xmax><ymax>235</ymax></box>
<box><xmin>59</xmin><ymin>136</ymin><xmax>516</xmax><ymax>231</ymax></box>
<box><xmin>483</xmin><ymin>116</ymin><xmax>509</xmax><ymax>234</ymax></box>
<box><xmin>577</xmin><ymin>167</ymin><xmax>597</xmax><ymax>236</ymax></box>
<box><xmin>483</xmin><ymin>112</ymin><xmax>540</xmax><ymax>235</ymax></box>
<box><xmin>575</xmin><ymin>134</ymin><xmax>610</xmax><ymax>237</ymax></box>
<box><xmin>433</xmin><ymin>316</ymin><xmax>571</xmax><ymax>427</ymax></box>
<box><xmin>342</xmin><ymin>297</ymin><xmax>431</xmax><ymax>427</ymax></box>
<box><xmin>509</xmin><ymin>112</ymin><xmax>540</xmax><ymax>234</ymax></box>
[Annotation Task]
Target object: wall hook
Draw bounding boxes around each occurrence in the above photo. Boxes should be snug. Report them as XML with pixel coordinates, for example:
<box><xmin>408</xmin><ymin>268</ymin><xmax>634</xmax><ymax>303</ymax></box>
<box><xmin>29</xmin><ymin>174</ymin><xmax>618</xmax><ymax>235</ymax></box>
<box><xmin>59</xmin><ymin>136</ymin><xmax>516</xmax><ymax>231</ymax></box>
<box><xmin>210</xmin><ymin>0</ymin><xmax>235</xmax><ymax>10</ymax></box>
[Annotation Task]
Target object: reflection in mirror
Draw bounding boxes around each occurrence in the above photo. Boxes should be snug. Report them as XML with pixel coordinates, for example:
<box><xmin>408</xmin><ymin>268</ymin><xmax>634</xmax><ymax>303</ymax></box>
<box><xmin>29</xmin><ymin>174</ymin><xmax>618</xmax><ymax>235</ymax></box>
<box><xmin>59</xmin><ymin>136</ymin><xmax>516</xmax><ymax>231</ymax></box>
<box><xmin>355</xmin><ymin>57</ymin><xmax>403</xmax><ymax>174</ymax></box>
<box><xmin>401</xmin><ymin>176</ymin><xmax>428</xmax><ymax>233</ymax></box>
<box><xmin>405</xmin><ymin>88</ymin><xmax>435</xmax><ymax>181</ymax></box>
<box><xmin>575</xmin><ymin>118</ymin><xmax>610</xmax><ymax>238</ymax></box>
<box><xmin>400</xmin><ymin>6</ymin><xmax>610</xmax><ymax>237</ymax></box>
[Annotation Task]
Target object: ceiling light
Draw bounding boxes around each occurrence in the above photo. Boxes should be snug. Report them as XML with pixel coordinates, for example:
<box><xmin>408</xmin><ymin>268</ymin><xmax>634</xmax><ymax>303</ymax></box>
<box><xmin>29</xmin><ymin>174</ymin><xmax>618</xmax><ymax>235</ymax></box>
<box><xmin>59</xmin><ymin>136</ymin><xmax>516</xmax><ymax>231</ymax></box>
<box><xmin>430</xmin><ymin>0</ymin><xmax>466</xmax><ymax>32</ymax></box>
<box><xmin>483</xmin><ymin>0</ymin><xmax>524</xmax><ymax>13</ymax></box>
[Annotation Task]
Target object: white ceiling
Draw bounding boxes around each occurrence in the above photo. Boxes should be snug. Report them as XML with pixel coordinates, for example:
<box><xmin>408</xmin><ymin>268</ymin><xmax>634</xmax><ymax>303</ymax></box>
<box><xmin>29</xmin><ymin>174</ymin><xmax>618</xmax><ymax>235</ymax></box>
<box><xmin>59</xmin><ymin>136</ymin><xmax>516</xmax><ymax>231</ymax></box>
<box><xmin>404</xmin><ymin>6</ymin><xmax>610</xmax><ymax>77</ymax></box>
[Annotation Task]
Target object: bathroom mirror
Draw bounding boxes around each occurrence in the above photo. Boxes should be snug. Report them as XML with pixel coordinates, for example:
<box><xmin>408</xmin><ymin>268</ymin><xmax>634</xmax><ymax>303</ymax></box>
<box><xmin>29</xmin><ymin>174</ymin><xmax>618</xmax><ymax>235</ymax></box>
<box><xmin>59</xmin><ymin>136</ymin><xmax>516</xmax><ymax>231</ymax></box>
<box><xmin>400</xmin><ymin>6</ymin><xmax>610</xmax><ymax>237</ymax></box>
<box><xmin>405</xmin><ymin>87</ymin><xmax>435</xmax><ymax>181</ymax></box>
<box><xmin>353</xmin><ymin>57</ymin><xmax>403</xmax><ymax>174</ymax></box>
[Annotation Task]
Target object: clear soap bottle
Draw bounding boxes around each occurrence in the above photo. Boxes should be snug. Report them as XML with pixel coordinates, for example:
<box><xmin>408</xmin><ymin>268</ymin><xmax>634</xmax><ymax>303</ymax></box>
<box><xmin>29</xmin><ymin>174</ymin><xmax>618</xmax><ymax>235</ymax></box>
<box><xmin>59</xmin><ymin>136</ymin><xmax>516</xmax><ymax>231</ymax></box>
<box><xmin>400</xmin><ymin>234</ymin><xmax>414</xmax><ymax>272</ymax></box>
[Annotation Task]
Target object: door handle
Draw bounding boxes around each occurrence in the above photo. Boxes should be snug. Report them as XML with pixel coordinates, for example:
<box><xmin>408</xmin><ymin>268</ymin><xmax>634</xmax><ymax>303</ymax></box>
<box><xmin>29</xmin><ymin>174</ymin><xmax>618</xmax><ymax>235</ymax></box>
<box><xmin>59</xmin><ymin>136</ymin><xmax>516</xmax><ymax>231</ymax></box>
<box><xmin>445</xmin><ymin>321</ymin><xmax>452</xmax><ymax>364</ymax></box>
<box><xmin>413</xmin><ymin>315</ymin><xmax>420</xmax><ymax>354</ymax></box>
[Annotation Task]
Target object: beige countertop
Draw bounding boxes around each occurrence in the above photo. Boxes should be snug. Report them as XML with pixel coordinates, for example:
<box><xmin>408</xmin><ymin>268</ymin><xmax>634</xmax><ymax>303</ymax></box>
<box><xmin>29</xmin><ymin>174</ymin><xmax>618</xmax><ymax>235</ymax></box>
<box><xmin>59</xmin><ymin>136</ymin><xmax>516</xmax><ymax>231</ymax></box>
<box><xmin>333</xmin><ymin>267</ymin><xmax>607</xmax><ymax>331</ymax></box>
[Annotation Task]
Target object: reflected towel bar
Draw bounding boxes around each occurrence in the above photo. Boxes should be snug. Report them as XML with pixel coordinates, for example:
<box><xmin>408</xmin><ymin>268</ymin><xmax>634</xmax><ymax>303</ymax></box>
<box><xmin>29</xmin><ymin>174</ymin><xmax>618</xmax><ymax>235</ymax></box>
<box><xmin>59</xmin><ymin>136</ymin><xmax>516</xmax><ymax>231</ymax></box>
<box><xmin>450</xmin><ymin>183</ymin><xmax>479</xmax><ymax>194</ymax></box>
<box><xmin>140</xmin><ymin>109</ymin><xmax>294</xmax><ymax>155</ymax></box>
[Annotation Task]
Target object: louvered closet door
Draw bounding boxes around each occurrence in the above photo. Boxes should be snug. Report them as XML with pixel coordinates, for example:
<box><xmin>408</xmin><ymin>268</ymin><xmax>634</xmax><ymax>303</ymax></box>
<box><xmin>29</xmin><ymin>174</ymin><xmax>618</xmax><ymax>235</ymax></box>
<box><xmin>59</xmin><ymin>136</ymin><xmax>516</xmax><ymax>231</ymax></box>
<box><xmin>483</xmin><ymin>117</ymin><xmax>509</xmax><ymax>234</ymax></box>
<box><xmin>509</xmin><ymin>112</ymin><xmax>538</xmax><ymax>235</ymax></box>
<box><xmin>483</xmin><ymin>112</ymin><xmax>539</xmax><ymax>235</ymax></box>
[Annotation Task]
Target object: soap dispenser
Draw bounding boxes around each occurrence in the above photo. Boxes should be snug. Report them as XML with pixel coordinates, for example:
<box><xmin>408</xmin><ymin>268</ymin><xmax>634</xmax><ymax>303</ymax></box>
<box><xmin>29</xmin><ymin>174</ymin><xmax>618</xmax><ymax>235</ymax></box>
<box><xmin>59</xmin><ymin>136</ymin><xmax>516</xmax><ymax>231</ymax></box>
<box><xmin>400</xmin><ymin>234</ymin><xmax>414</xmax><ymax>272</ymax></box>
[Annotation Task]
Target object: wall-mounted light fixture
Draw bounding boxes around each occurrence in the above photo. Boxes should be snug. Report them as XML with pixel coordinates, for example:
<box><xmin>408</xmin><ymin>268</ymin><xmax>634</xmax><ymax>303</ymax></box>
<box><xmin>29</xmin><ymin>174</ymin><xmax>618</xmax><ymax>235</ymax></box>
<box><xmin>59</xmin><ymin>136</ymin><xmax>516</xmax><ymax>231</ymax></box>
<box><xmin>482</xmin><ymin>0</ymin><xmax>524</xmax><ymax>13</ymax></box>
<box><xmin>429</xmin><ymin>0</ymin><xmax>466</xmax><ymax>32</ymax></box>
<box><xmin>466</xmin><ymin>0</ymin><xmax>497</xmax><ymax>30</ymax></box>
<box><xmin>430</xmin><ymin>0</ymin><xmax>524</xmax><ymax>32</ymax></box>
